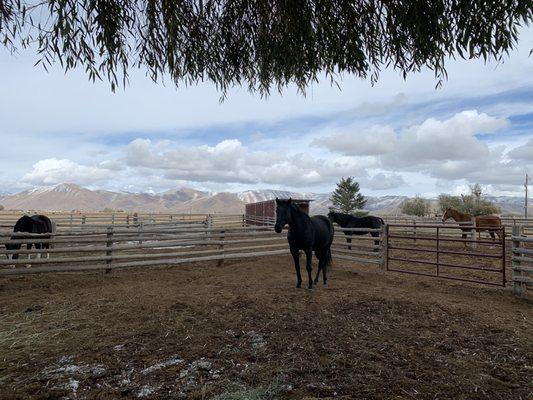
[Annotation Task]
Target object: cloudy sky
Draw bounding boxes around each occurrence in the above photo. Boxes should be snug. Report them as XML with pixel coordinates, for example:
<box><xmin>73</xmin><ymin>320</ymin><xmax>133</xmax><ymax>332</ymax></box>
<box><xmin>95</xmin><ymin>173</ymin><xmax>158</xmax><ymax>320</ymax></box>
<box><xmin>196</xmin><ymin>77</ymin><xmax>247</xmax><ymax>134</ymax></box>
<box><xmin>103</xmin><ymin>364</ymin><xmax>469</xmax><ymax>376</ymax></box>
<box><xmin>1</xmin><ymin>27</ymin><xmax>532</xmax><ymax>197</ymax></box>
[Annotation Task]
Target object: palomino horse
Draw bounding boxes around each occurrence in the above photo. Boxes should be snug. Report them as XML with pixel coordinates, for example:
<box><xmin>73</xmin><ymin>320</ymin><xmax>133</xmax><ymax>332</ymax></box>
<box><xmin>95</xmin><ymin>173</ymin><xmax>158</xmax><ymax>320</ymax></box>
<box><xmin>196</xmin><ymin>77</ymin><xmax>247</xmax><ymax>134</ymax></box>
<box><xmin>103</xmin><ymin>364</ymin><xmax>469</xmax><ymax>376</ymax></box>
<box><xmin>442</xmin><ymin>208</ymin><xmax>502</xmax><ymax>244</ymax></box>
<box><xmin>274</xmin><ymin>198</ymin><xmax>334</xmax><ymax>289</ymax></box>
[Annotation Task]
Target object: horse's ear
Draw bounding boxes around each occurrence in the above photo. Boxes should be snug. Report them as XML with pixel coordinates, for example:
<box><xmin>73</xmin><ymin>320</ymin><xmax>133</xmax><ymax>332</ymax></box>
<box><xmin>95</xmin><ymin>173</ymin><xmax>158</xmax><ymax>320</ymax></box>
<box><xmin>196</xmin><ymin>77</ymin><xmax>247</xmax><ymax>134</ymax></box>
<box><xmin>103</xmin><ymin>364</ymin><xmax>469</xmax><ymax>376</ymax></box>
<box><xmin>288</xmin><ymin>197</ymin><xmax>292</xmax><ymax>204</ymax></box>
<box><xmin>275</xmin><ymin>197</ymin><xmax>279</xmax><ymax>204</ymax></box>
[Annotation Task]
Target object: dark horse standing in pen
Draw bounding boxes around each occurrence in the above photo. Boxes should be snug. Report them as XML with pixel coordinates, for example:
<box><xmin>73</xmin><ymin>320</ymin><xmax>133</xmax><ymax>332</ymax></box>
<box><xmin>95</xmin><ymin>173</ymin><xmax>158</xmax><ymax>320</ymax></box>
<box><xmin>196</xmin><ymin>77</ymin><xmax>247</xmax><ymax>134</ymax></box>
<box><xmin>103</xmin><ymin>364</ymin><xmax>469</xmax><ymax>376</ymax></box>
<box><xmin>327</xmin><ymin>211</ymin><xmax>384</xmax><ymax>251</ymax></box>
<box><xmin>5</xmin><ymin>215</ymin><xmax>56</xmax><ymax>265</ymax></box>
<box><xmin>274</xmin><ymin>198</ymin><xmax>334</xmax><ymax>289</ymax></box>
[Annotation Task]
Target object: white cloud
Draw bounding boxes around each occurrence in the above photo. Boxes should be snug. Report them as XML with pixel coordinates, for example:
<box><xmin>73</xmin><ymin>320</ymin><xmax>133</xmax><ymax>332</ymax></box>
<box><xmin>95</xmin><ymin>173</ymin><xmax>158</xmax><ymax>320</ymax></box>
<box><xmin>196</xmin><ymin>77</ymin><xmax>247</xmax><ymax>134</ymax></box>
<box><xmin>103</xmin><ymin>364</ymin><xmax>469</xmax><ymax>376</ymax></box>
<box><xmin>312</xmin><ymin>125</ymin><xmax>397</xmax><ymax>156</ymax></box>
<box><xmin>383</xmin><ymin>110</ymin><xmax>508</xmax><ymax>168</ymax></box>
<box><xmin>364</xmin><ymin>173</ymin><xmax>406</xmax><ymax>190</ymax></box>
<box><xmin>22</xmin><ymin>158</ymin><xmax>113</xmax><ymax>185</ymax></box>
<box><xmin>124</xmin><ymin>138</ymin><xmax>370</xmax><ymax>187</ymax></box>
<box><xmin>507</xmin><ymin>139</ymin><xmax>533</xmax><ymax>161</ymax></box>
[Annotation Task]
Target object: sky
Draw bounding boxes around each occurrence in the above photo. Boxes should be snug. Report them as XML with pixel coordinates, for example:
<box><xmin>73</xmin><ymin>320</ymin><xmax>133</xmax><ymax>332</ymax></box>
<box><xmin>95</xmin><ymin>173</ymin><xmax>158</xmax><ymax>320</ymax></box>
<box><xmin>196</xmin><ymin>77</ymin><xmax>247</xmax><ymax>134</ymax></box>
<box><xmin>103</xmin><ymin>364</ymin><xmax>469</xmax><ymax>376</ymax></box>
<box><xmin>1</xmin><ymin>27</ymin><xmax>532</xmax><ymax>197</ymax></box>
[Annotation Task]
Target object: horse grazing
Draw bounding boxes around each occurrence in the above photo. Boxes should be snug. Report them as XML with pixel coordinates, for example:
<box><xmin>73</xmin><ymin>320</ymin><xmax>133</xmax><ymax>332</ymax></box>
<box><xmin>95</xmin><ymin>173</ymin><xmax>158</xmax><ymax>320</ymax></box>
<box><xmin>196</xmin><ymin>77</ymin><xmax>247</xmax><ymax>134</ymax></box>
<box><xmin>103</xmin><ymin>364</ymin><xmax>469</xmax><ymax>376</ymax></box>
<box><xmin>274</xmin><ymin>198</ymin><xmax>334</xmax><ymax>289</ymax></box>
<box><xmin>327</xmin><ymin>211</ymin><xmax>384</xmax><ymax>250</ymax></box>
<box><xmin>5</xmin><ymin>215</ymin><xmax>56</xmax><ymax>265</ymax></box>
<box><xmin>442</xmin><ymin>208</ymin><xmax>502</xmax><ymax>242</ymax></box>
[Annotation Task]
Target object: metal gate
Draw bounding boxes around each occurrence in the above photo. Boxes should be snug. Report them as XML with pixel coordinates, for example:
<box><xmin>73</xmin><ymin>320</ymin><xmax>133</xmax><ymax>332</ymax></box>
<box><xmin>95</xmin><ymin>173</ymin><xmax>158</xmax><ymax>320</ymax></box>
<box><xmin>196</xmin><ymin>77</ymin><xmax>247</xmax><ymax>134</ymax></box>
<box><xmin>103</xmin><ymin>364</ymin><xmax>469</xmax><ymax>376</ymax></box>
<box><xmin>385</xmin><ymin>224</ymin><xmax>506</xmax><ymax>286</ymax></box>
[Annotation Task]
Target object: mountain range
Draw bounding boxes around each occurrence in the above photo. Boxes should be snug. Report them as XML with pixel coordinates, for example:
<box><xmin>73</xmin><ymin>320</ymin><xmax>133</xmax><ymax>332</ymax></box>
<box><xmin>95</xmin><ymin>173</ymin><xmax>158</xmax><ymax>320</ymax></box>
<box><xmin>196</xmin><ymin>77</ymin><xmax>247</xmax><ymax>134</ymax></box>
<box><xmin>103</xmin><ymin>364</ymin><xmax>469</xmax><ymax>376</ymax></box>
<box><xmin>0</xmin><ymin>183</ymin><xmax>528</xmax><ymax>215</ymax></box>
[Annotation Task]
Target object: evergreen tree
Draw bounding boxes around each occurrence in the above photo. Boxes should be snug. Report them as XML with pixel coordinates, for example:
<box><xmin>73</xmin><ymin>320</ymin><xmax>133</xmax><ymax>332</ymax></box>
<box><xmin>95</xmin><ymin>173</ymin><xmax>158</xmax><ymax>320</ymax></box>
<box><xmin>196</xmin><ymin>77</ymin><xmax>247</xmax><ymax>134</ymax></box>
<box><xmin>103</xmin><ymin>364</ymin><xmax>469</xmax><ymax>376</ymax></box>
<box><xmin>330</xmin><ymin>177</ymin><xmax>366</xmax><ymax>214</ymax></box>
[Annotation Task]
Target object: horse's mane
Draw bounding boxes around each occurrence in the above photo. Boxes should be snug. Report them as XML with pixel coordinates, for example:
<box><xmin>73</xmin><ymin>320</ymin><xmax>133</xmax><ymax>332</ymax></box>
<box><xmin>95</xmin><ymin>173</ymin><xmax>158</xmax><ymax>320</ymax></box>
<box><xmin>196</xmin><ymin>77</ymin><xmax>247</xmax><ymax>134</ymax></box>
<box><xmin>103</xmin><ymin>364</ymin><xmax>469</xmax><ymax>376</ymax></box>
<box><xmin>447</xmin><ymin>208</ymin><xmax>472</xmax><ymax>219</ymax></box>
<box><xmin>330</xmin><ymin>212</ymin><xmax>353</xmax><ymax>226</ymax></box>
<box><xmin>13</xmin><ymin>215</ymin><xmax>34</xmax><ymax>232</ymax></box>
<box><xmin>289</xmin><ymin>202</ymin><xmax>310</xmax><ymax>220</ymax></box>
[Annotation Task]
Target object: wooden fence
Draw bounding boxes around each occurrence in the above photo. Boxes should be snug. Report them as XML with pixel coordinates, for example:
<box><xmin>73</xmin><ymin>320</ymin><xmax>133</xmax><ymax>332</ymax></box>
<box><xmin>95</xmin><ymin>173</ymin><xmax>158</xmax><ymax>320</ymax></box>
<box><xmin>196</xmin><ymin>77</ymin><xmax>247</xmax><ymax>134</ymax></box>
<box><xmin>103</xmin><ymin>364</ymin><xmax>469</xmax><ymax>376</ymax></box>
<box><xmin>0</xmin><ymin>211</ymin><xmax>248</xmax><ymax>230</ymax></box>
<box><xmin>331</xmin><ymin>225</ymin><xmax>384</xmax><ymax>266</ymax></box>
<box><xmin>511</xmin><ymin>225</ymin><xmax>533</xmax><ymax>296</ymax></box>
<box><xmin>0</xmin><ymin>223</ymin><xmax>288</xmax><ymax>275</ymax></box>
<box><xmin>2</xmin><ymin>212</ymin><xmax>532</xmax><ymax>297</ymax></box>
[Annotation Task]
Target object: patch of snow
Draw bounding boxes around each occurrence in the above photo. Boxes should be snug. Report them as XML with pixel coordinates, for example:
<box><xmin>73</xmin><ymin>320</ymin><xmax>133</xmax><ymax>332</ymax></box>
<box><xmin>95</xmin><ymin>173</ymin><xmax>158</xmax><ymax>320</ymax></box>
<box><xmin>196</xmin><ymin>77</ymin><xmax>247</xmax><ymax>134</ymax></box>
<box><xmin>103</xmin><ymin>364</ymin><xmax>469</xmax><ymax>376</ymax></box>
<box><xmin>141</xmin><ymin>356</ymin><xmax>184</xmax><ymax>375</ymax></box>
<box><xmin>137</xmin><ymin>385</ymin><xmax>158</xmax><ymax>398</ymax></box>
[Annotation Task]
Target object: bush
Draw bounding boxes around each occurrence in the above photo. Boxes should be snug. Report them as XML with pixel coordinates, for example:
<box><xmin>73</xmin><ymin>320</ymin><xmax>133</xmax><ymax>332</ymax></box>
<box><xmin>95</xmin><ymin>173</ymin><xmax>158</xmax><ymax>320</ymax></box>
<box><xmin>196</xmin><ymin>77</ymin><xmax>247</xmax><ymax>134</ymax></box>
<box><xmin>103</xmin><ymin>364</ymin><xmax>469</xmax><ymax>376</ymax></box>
<box><xmin>438</xmin><ymin>184</ymin><xmax>500</xmax><ymax>216</ymax></box>
<box><xmin>401</xmin><ymin>197</ymin><xmax>431</xmax><ymax>217</ymax></box>
<box><xmin>0</xmin><ymin>204</ymin><xmax>4</xmax><ymax>211</ymax></box>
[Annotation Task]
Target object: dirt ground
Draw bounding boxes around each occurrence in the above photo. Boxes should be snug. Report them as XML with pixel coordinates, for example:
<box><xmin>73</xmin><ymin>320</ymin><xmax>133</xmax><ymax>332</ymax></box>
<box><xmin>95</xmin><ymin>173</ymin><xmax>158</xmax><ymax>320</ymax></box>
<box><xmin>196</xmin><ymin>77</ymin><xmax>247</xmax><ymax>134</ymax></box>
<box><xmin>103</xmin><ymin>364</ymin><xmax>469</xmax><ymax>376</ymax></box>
<box><xmin>0</xmin><ymin>255</ymin><xmax>531</xmax><ymax>400</ymax></box>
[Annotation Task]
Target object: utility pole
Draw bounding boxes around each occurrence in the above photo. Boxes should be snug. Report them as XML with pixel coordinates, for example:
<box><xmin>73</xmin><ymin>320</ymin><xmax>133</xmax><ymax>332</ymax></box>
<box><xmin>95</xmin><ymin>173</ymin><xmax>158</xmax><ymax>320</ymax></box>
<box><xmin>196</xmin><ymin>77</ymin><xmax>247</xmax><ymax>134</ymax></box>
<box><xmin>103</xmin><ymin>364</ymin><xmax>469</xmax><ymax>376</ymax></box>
<box><xmin>525</xmin><ymin>173</ymin><xmax>529</xmax><ymax>219</ymax></box>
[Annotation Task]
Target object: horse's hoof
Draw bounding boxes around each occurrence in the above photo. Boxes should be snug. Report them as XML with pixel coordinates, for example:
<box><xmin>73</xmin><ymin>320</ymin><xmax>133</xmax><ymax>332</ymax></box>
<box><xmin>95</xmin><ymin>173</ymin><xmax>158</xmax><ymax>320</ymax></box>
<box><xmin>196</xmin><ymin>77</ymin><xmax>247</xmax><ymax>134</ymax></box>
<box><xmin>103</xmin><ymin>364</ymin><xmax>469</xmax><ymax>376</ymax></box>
<box><xmin>296</xmin><ymin>283</ymin><xmax>302</xmax><ymax>288</ymax></box>
<box><xmin>25</xmin><ymin>264</ymin><xmax>31</xmax><ymax>268</ymax></box>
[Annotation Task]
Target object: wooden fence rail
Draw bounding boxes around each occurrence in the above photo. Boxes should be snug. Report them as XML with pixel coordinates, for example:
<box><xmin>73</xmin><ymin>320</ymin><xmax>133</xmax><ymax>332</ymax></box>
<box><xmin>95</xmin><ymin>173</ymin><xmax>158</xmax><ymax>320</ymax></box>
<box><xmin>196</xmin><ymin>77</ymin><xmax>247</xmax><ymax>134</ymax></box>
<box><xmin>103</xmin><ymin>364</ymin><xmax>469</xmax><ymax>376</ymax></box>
<box><xmin>0</xmin><ymin>224</ymin><xmax>288</xmax><ymax>275</ymax></box>
<box><xmin>332</xmin><ymin>225</ymin><xmax>384</xmax><ymax>266</ymax></box>
<box><xmin>512</xmin><ymin>225</ymin><xmax>533</xmax><ymax>296</ymax></box>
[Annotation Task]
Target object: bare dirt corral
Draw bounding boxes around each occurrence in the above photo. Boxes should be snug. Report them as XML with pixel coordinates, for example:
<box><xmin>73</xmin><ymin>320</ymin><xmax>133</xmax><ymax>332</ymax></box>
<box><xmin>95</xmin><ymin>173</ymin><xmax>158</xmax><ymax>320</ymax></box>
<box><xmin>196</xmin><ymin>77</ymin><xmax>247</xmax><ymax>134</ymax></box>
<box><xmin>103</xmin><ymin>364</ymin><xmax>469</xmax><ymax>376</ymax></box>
<box><xmin>0</xmin><ymin>255</ymin><xmax>531</xmax><ymax>400</ymax></box>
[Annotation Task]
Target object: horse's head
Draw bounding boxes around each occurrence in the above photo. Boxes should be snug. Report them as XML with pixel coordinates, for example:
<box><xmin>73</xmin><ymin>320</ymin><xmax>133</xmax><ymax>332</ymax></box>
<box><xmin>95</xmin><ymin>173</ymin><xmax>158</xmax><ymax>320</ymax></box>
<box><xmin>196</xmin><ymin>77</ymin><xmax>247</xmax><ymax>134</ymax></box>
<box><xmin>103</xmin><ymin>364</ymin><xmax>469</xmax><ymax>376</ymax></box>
<box><xmin>442</xmin><ymin>208</ymin><xmax>453</xmax><ymax>222</ymax></box>
<box><xmin>327</xmin><ymin>210</ymin><xmax>337</xmax><ymax>223</ymax></box>
<box><xmin>274</xmin><ymin>197</ymin><xmax>292</xmax><ymax>233</ymax></box>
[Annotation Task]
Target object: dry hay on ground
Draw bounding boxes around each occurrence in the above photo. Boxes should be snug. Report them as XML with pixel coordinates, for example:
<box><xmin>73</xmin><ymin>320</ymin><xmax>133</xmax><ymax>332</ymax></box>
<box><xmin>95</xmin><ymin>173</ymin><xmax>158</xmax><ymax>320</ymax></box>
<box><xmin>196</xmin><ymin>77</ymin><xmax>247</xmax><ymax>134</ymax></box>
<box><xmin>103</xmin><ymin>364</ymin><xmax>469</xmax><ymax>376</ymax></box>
<box><xmin>0</xmin><ymin>255</ymin><xmax>531</xmax><ymax>399</ymax></box>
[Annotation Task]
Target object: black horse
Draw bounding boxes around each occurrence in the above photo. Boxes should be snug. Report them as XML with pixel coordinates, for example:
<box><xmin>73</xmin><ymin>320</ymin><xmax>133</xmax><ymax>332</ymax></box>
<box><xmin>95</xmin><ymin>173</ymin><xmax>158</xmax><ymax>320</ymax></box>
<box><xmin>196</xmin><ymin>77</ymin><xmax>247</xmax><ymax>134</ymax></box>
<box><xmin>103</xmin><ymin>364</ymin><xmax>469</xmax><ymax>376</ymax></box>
<box><xmin>5</xmin><ymin>215</ymin><xmax>56</xmax><ymax>264</ymax></box>
<box><xmin>327</xmin><ymin>211</ymin><xmax>384</xmax><ymax>251</ymax></box>
<box><xmin>274</xmin><ymin>198</ymin><xmax>334</xmax><ymax>289</ymax></box>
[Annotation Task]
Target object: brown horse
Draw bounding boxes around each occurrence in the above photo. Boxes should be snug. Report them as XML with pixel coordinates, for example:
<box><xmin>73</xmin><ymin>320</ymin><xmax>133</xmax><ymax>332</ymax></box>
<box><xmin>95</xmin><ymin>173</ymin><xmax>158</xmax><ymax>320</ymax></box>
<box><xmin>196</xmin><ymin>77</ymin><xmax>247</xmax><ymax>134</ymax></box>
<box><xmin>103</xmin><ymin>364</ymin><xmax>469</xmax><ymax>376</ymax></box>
<box><xmin>442</xmin><ymin>208</ymin><xmax>502</xmax><ymax>242</ymax></box>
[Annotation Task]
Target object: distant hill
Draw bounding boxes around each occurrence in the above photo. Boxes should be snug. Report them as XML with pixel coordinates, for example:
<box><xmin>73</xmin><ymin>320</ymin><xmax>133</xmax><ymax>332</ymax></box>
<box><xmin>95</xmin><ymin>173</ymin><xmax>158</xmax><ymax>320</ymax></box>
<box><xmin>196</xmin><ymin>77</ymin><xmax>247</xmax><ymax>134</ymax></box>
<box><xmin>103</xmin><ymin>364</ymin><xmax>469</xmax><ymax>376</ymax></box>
<box><xmin>0</xmin><ymin>183</ymin><xmax>529</xmax><ymax>215</ymax></box>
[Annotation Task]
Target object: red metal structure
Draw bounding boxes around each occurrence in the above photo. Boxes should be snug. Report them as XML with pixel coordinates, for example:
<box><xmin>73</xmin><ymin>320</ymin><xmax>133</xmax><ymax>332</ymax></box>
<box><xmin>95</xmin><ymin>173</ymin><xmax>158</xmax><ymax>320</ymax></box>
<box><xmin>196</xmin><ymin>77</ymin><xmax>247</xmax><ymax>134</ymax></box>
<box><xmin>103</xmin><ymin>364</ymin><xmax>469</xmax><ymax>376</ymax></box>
<box><xmin>245</xmin><ymin>199</ymin><xmax>312</xmax><ymax>226</ymax></box>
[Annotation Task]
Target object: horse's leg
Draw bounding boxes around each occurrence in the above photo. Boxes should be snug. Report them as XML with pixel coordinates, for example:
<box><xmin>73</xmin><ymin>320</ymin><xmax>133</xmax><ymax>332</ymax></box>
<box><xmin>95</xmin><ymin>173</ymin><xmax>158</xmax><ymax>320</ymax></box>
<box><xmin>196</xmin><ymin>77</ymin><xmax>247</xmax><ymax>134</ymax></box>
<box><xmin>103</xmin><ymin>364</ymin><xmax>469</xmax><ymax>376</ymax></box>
<box><xmin>305</xmin><ymin>249</ymin><xmax>313</xmax><ymax>289</ymax></box>
<box><xmin>462</xmin><ymin>232</ymin><xmax>468</xmax><ymax>248</ymax></box>
<box><xmin>371</xmin><ymin>232</ymin><xmax>379</xmax><ymax>252</ymax></box>
<box><xmin>488</xmin><ymin>230</ymin><xmax>497</xmax><ymax>249</ymax></box>
<box><xmin>26</xmin><ymin>243</ymin><xmax>32</xmax><ymax>267</ymax></box>
<box><xmin>313</xmin><ymin>250</ymin><xmax>324</xmax><ymax>285</ymax></box>
<box><xmin>290</xmin><ymin>247</ymin><xmax>302</xmax><ymax>288</ymax></box>
<box><xmin>321</xmin><ymin>247</ymin><xmax>330</xmax><ymax>285</ymax></box>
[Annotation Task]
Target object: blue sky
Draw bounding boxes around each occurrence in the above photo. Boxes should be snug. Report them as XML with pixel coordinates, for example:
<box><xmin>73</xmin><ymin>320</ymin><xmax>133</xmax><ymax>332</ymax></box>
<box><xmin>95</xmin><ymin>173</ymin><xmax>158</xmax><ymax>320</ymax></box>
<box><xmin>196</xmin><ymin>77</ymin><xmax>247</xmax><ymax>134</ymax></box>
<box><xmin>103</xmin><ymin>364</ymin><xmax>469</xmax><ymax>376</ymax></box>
<box><xmin>0</xmin><ymin>27</ymin><xmax>532</xmax><ymax>197</ymax></box>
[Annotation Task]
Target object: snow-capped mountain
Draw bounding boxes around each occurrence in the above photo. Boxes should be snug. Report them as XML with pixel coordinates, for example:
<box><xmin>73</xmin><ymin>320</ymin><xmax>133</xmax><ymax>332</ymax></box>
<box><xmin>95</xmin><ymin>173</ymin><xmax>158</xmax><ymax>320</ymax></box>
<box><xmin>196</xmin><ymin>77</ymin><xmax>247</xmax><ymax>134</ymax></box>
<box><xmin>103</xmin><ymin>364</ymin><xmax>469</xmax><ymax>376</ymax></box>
<box><xmin>0</xmin><ymin>183</ymin><xmax>529</xmax><ymax>215</ymax></box>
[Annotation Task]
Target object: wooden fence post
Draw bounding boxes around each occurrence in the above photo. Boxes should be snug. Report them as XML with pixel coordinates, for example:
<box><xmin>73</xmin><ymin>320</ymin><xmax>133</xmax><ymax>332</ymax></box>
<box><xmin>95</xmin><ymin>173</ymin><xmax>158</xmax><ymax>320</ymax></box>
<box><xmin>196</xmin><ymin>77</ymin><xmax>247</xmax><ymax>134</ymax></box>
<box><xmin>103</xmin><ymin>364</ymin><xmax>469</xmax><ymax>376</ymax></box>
<box><xmin>106</xmin><ymin>226</ymin><xmax>114</xmax><ymax>271</ymax></box>
<box><xmin>111</xmin><ymin>213</ymin><xmax>115</xmax><ymax>225</ymax></box>
<box><xmin>217</xmin><ymin>230</ymin><xmax>225</xmax><ymax>267</ymax></box>
<box><xmin>133</xmin><ymin>213</ymin><xmax>138</xmax><ymax>227</ymax></box>
<box><xmin>138</xmin><ymin>221</ymin><xmax>144</xmax><ymax>244</ymax></box>
<box><xmin>512</xmin><ymin>225</ymin><xmax>525</xmax><ymax>297</ymax></box>
<box><xmin>70</xmin><ymin>213</ymin><xmax>73</xmax><ymax>228</ymax></box>
<box><xmin>382</xmin><ymin>224</ymin><xmax>389</xmax><ymax>270</ymax></box>
<box><xmin>470</xmin><ymin>219</ymin><xmax>477</xmax><ymax>249</ymax></box>
<box><xmin>81</xmin><ymin>215</ymin><xmax>86</xmax><ymax>227</ymax></box>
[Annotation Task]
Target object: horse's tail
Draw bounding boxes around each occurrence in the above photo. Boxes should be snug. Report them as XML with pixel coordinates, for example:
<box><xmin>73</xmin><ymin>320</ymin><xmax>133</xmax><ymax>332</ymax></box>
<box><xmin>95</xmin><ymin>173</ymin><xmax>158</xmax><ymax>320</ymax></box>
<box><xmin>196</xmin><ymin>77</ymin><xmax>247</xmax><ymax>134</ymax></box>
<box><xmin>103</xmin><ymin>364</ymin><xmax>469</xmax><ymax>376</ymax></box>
<box><xmin>326</xmin><ymin>219</ymin><xmax>334</xmax><ymax>271</ymax></box>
